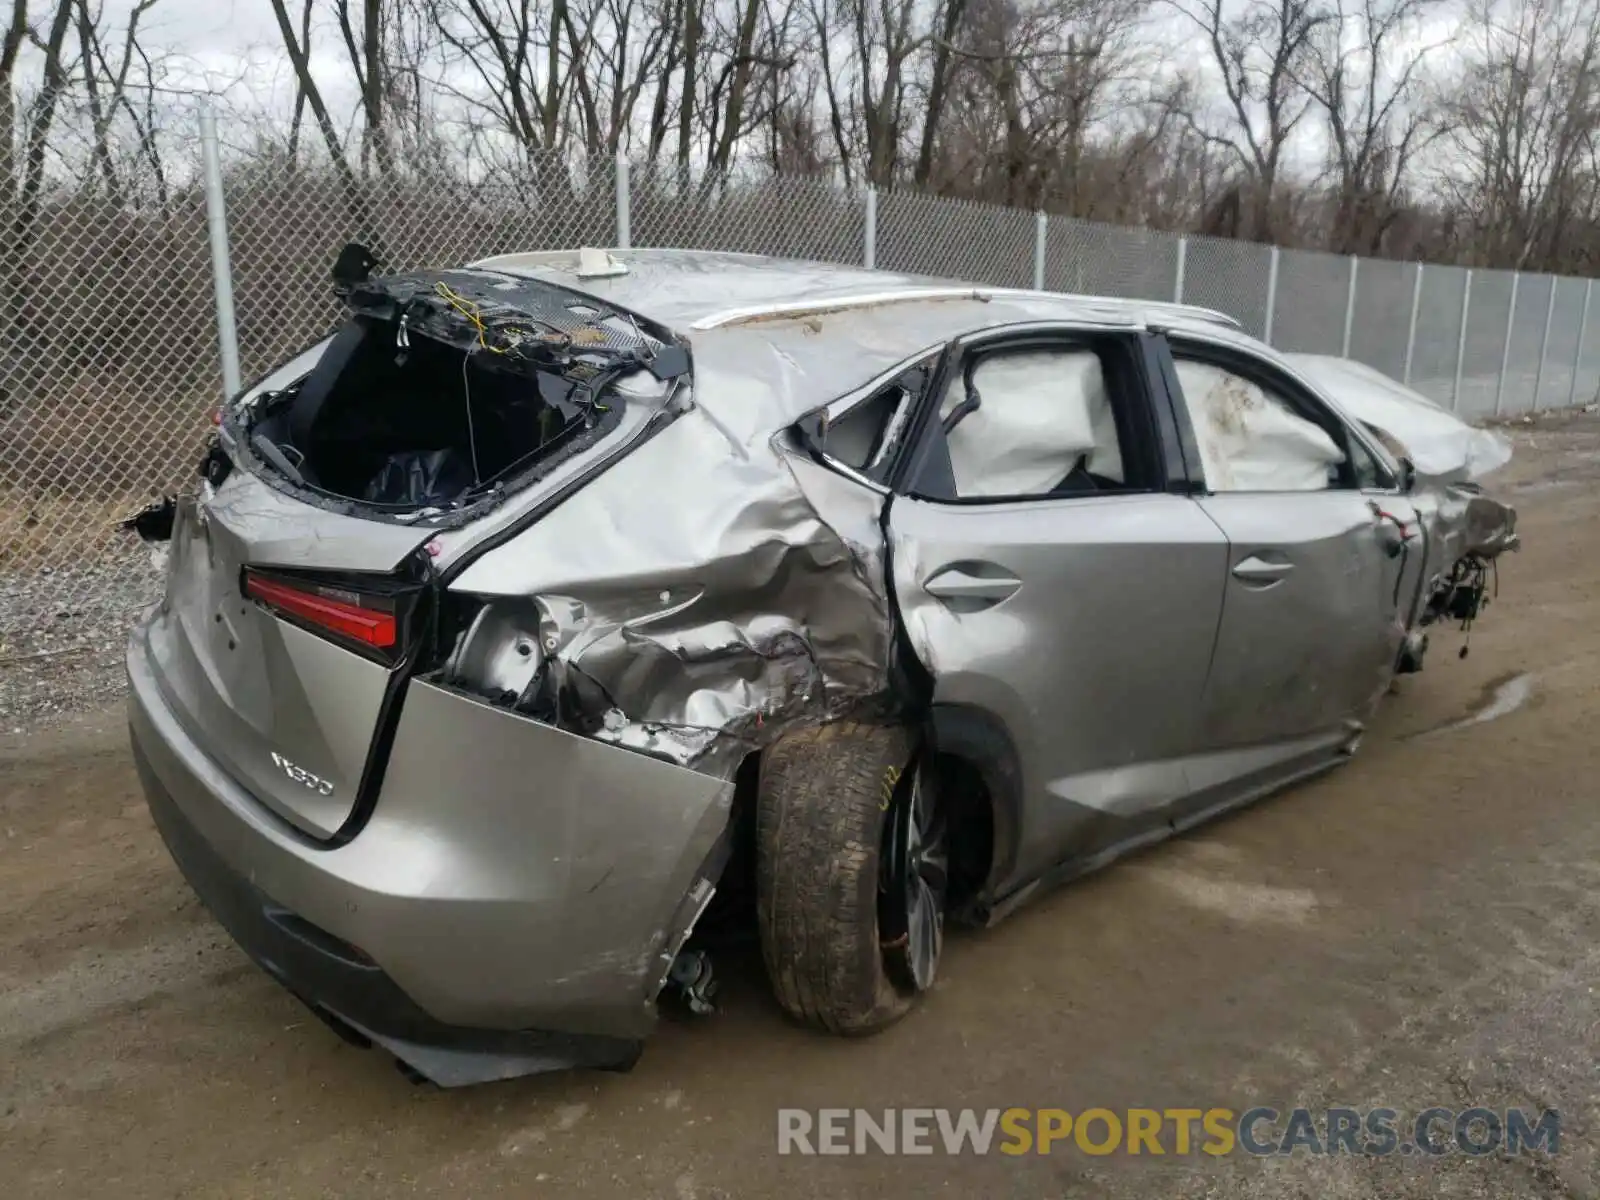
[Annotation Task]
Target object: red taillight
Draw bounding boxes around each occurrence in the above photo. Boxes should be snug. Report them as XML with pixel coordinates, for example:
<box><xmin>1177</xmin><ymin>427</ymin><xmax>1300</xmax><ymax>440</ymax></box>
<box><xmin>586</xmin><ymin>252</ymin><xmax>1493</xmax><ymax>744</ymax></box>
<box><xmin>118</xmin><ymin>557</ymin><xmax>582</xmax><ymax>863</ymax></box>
<box><xmin>244</xmin><ymin>572</ymin><xmax>397</xmax><ymax>649</ymax></box>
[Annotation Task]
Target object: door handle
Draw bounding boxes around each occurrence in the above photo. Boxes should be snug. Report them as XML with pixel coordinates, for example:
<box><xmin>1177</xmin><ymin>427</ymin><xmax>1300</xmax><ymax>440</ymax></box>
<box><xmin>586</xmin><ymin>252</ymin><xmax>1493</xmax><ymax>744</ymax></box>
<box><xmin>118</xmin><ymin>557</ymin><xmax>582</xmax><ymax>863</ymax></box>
<box><xmin>923</xmin><ymin>565</ymin><xmax>1021</xmax><ymax>607</ymax></box>
<box><xmin>1231</xmin><ymin>555</ymin><xmax>1294</xmax><ymax>586</ymax></box>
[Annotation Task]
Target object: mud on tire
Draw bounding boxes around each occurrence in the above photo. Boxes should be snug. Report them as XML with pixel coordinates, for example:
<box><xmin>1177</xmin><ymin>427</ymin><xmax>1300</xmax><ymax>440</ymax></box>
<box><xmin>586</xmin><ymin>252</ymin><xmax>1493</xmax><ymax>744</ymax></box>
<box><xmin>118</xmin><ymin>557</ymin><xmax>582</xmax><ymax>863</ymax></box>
<box><xmin>755</xmin><ymin>721</ymin><xmax>928</xmax><ymax>1034</ymax></box>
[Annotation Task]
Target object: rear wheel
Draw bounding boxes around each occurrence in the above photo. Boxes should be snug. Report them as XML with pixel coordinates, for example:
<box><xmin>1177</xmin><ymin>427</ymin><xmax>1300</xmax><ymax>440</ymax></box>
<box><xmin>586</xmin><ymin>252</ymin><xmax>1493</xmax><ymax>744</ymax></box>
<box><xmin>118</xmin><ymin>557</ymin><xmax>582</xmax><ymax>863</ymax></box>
<box><xmin>755</xmin><ymin>722</ymin><xmax>947</xmax><ymax>1034</ymax></box>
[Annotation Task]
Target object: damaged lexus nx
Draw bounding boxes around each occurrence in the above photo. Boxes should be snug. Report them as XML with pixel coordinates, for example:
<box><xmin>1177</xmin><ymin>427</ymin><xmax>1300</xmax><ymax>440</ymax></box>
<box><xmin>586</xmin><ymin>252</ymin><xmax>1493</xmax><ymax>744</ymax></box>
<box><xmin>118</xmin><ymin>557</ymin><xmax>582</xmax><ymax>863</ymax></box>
<box><xmin>125</xmin><ymin>247</ymin><xmax>1519</xmax><ymax>1085</ymax></box>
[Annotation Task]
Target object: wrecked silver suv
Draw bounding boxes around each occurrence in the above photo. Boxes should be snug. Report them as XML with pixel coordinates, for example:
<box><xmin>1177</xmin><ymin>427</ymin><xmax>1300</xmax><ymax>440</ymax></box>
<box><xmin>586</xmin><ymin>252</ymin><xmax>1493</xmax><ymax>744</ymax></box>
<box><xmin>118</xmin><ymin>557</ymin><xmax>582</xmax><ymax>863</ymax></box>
<box><xmin>125</xmin><ymin>248</ymin><xmax>1518</xmax><ymax>1085</ymax></box>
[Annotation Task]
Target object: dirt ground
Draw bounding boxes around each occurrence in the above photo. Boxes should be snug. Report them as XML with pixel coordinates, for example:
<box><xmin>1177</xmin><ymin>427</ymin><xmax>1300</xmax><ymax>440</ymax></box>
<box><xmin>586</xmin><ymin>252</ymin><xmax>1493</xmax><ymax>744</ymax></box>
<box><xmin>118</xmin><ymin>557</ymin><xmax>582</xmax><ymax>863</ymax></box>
<box><xmin>4</xmin><ymin>414</ymin><xmax>1600</xmax><ymax>1199</ymax></box>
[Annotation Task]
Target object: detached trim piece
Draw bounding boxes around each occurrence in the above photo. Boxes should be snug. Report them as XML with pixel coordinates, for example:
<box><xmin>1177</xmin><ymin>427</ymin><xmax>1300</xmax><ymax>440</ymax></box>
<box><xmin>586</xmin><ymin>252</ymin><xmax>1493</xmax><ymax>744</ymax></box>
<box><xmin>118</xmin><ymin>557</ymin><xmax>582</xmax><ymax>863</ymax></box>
<box><xmin>691</xmin><ymin>288</ymin><xmax>1243</xmax><ymax>333</ymax></box>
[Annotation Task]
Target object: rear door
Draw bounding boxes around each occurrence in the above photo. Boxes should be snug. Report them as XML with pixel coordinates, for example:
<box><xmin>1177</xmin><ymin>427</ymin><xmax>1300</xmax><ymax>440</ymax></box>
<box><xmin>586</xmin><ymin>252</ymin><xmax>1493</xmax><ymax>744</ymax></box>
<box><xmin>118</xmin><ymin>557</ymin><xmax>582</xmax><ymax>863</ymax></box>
<box><xmin>1154</xmin><ymin>335</ymin><xmax>1410</xmax><ymax>778</ymax></box>
<box><xmin>885</xmin><ymin>326</ymin><xmax>1229</xmax><ymax>892</ymax></box>
<box><xmin>143</xmin><ymin>473</ymin><xmax>432</xmax><ymax>838</ymax></box>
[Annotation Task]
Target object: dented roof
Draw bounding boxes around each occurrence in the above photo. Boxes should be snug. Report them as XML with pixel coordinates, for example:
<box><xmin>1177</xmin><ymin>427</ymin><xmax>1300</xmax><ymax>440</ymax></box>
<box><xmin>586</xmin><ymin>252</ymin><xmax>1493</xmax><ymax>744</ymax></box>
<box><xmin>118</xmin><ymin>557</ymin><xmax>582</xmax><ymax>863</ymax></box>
<box><xmin>467</xmin><ymin>248</ymin><xmax>1242</xmax><ymax>443</ymax></box>
<box><xmin>469</xmin><ymin>247</ymin><xmax>1240</xmax><ymax>338</ymax></box>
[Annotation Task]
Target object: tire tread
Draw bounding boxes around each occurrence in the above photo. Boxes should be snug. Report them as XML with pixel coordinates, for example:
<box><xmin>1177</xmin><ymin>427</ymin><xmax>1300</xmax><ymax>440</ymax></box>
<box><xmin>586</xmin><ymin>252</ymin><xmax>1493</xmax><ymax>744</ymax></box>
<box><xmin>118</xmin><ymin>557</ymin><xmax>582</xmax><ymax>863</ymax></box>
<box><xmin>755</xmin><ymin>721</ymin><xmax>916</xmax><ymax>1034</ymax></box>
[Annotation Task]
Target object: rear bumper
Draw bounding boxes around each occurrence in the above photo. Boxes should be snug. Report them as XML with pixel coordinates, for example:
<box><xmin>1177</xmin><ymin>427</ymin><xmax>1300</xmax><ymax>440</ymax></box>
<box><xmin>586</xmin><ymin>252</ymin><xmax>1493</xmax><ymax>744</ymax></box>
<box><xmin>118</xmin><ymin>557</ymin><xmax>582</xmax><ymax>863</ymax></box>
<box><xmin>127</xmin><ymin>619</ymin><xmax>734</xmax><ymax>1085</ymax></box>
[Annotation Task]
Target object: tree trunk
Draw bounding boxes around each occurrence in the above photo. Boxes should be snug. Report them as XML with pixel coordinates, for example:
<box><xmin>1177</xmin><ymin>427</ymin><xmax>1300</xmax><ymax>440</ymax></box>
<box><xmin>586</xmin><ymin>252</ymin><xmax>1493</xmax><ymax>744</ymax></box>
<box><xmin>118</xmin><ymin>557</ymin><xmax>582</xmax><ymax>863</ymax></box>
<box><xmin>678</xmin><ymin>0</ymin><xmax>703</xmax><ymax>169</ymax></box>
<box><xmin>362</xmin><ymin>0</ymin><xmax>394</xmax><ymax>176</ymax></box>
<box><xmin>269</xmin><ymin>0</ymin><xmax>374</xmax><ymax>236</ymax></box>
<box><xmin>75</xmin><ymin>1</ymin><xmax>125</xmax><ymax>207</ymax></box>
<box><xmin>709</xmin><ymin>0</ymin><xmax>763</xmax><ymax>171</ymax></box>
<box><xmin>913</xmin><ymin>0</ymin><xmax>967</xmax><ymax>188</ymax></box>
<box><xmin>14</xmin><ymin>0</ymin><xmax>75</xmax><ymax>260</ymax></box>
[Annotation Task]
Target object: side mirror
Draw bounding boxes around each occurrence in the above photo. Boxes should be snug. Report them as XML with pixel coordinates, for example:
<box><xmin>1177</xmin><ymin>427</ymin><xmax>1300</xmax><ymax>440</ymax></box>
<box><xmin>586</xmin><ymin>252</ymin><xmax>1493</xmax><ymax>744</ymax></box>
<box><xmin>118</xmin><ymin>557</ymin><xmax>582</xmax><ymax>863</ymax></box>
<box><xmin>1398</xmin><ymin>455</ymin><xmax>1418</xmax><ymax>493</ymax></box>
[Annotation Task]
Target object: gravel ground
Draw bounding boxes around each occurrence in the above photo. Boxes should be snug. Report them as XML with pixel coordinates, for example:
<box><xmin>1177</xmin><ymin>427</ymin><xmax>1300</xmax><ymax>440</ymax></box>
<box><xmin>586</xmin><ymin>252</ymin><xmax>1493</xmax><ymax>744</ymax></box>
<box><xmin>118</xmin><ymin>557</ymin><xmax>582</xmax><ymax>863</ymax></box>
<box><xmin>2</xmin><ymin>412</ymin><xmax>1600</xmax><ymax>1198</ymax></box>
<box><xmin>0</xmin><ymin>550</ymin><xmax>161</xmax><ymax>730</ymax></box>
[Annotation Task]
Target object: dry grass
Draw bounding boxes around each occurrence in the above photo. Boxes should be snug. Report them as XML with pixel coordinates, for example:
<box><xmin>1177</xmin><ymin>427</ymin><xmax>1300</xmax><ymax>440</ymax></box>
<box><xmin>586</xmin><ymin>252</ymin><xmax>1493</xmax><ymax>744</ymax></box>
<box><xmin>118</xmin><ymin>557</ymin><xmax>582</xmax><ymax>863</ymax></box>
<box><xmin>0</xmin><ymin>490</ymin><xmax>157</xmax><ymax>573</ymax></box>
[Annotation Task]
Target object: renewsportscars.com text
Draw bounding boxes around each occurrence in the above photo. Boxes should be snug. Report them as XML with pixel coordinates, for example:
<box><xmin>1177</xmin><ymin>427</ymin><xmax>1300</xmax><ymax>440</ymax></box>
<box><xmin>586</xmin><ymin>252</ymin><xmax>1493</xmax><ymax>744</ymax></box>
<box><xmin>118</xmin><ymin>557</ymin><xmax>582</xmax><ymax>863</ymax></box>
<box><xmin>776</xmin><ymin>1106</ymin><xmax>1561</xmax><ymax>1157</ymax></box>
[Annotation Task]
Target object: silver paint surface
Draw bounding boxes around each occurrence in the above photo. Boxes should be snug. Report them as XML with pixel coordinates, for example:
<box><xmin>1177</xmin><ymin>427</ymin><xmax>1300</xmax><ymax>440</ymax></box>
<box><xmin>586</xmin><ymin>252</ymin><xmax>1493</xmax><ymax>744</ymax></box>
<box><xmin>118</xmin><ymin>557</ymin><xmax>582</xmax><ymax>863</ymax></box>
<box><xmin>128</xmin><ymin>647</ymin><xmax>732</xmax><ymax>1037</ymax></box>
<box><xmin>448</xmin><ymin>409</ymin><xmax>895</xmax><ymax>774</ymax></box>
<box><xmin>126</xmin><ymin>248</ymin><xmax>1521</xmax><ymax>1058</ymax></box>
<box><xmin>145</xmin><ymin>495</ymin><xmax>401</xmax><ymax>836</ymax></box>
<box><xmin>887</xmin><ymin>492</ymin><xmax>1230</xmax><ymax>888</ymax></box>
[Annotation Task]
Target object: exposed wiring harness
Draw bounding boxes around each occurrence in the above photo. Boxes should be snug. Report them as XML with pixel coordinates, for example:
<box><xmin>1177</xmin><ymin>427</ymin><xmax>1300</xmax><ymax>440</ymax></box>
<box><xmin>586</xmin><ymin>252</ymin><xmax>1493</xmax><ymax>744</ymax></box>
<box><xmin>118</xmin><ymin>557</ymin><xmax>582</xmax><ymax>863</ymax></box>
<box><xmin>1372</xmin><ymin>506</ymin><xmax>1414</xmax><ymax>609</ymax></box>
<box><xmin>433</xmin><ymin>280</ymin><xmax>583</xmax><ymax>358</ymax></box>
<box><xmin>1448</xmin><ymin>554</ymin><xmax>1498</xmax><ymax>657</ymax></box>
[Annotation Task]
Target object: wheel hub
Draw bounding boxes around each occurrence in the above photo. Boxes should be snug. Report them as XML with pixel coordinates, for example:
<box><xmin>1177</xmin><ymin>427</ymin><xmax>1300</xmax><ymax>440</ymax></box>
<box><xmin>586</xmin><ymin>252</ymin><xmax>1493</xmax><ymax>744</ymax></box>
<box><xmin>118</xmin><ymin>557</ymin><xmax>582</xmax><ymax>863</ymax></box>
<box><xmin>881</xmin><ymin>761</ymin><xmax>948</xmax><ymax>993</ymax></box>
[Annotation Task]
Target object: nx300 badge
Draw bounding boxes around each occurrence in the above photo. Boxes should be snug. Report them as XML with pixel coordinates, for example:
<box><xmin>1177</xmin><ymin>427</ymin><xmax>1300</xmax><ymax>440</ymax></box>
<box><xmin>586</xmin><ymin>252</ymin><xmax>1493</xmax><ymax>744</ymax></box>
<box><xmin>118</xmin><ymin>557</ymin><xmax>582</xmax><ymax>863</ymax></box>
<box><xmin>270</xmin><ymin>751</ymin><xmax>335</xmax><ymax>796</ymax></box>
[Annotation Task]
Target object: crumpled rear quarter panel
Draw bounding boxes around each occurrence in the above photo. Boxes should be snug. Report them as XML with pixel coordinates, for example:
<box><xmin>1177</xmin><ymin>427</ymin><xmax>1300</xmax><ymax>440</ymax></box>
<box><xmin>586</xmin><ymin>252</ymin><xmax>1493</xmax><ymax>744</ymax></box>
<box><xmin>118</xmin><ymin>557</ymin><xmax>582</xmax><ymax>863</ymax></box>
<box><xmin>446</xmin><ymin>403</ymin><xmax>897</xmax><ymax>775</ymax></box>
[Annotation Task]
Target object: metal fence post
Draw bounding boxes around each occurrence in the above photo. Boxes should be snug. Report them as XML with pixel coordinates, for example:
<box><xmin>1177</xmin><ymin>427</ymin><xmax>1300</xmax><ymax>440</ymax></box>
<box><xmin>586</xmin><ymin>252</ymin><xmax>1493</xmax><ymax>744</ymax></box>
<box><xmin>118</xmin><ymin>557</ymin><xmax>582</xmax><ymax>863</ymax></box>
<box><xmin>1452</xmin><ymin>270</ymin><xmax>1472</xmax><ymax>412</ymax></box>
<box><xmin>864</xmin><ymin>187</ymin><xmax>877</xmax><ymax>270</ymax></box>
<box><xmin>1532</xmin><ymin>277</ymin><xmax>1558</xmax><ymax>410</ymax></box>
<box><xmin>615</xmin><ymin>153</ymin><xmax>631</xmax><ymax>249</ymax></box>
<box><xmin>1173</xmin><ymin>236</ymin><xmax>1188</xmax><ymax>304</ymax></box>
<box><xmin>1033</xmin><ymin>212</ymin><xmax>1047</xmax><ymax>291</ymax></box>
<box><xmin>1568</xmin><ymin>279</ymin><xmax>1593</xmax><ymax>408</ymax></box>
<box><xmin>1494</xmin><ymin>272</ymin><xmax>1520</xmax><ymax>415</ymax></box>
<box><xmin>1341</xmin><ymin>256</ymin><xmax>1358</xmax><ymax>358</ymax></box>
<box><xmin>1403</xmin><ymin>264</ymin><xmax>1424</xmax><ymax>386</ymax></box>
<box><xmin>198</xmin><ymin>100</ymin><xmax>241</xmax><ymax>399</ymax></box>
<box><xmin>1263</xmin><ymin>246</ymin><xmax>1280</xmax><ymax>346</ymax></box>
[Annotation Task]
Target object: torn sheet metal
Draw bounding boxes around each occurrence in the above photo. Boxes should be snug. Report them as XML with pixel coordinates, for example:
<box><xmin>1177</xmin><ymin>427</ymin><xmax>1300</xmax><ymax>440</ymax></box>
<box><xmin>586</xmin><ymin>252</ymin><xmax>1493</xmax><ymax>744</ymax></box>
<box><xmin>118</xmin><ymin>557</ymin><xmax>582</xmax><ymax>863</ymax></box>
<box><xmin>1408</xmin><ymin>481</ymin><xmax>1520</xmax><ymax>573</ymax></box>
<box><xmin>1287</xmin><ymin>353</ymin><xmax>1512</xmax><ymax>482</ymax></box>
<box><xmin>1283</xmin><ymin>354</ymin><xmax>1518</xmax><ymax>567</ymax></box>
<box><xmin>424</xmin><ymin>255</ymin><xmax>1517</xmax><ymax>779</ymax></box>
<box><xmin>440</xmin><ymin>402</ymin><xmax>896</xmax><ymax>777</ymax></box>
<box><xmin>429</xmin><ymin>275</ymin><xmax>1125</xmax><ymax>778</ymax></box>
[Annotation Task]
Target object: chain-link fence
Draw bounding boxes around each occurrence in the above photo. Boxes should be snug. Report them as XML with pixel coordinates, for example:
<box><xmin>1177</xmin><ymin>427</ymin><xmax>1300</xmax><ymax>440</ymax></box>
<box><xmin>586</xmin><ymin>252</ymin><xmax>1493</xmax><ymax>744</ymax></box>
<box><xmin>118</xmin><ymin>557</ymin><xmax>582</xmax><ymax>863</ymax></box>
<box><xmin>5</xmin><ymin>102</ymin><xmax>1600</xmax><ymax>647</ymax></box>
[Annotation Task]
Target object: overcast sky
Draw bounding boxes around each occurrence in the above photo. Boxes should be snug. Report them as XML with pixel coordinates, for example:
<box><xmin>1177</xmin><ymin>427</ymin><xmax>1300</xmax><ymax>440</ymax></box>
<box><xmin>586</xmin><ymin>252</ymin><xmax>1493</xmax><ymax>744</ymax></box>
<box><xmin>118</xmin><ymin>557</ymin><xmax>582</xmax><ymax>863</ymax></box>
<box><xmin>92</xmin><ymin>0</ymin><xmax>361</xmax><ymax>115</ymax></box>
<box><xmin>39</xmin><ymin>0</ymin><xmax>1473</xmax><ymax>178</ymax></box>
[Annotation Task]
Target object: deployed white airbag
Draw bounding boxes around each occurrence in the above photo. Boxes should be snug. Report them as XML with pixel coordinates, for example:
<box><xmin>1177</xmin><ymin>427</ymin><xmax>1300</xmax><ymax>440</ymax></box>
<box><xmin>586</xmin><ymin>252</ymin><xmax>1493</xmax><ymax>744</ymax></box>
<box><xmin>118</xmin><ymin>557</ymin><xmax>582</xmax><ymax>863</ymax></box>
<box><xmin>1286</xmin><ymin>354</ymin><xmax>1512</xmax><ymax>481</ymax></box>
<box><xmin>943</xmin><ymin>349</ymin><xmax>1123</xmax><ymax>496</ymax></box>
<box><xmin>1173</xmin><ymin>360</ymin><xmax>1345</xmax><ymax>492</ymax></box>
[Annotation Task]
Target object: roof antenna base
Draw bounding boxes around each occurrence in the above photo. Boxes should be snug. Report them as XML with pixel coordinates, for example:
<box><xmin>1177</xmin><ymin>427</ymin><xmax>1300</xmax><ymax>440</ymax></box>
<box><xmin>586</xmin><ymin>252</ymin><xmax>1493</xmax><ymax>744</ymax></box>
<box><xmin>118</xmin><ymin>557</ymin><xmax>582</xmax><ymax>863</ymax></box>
<box><xmin>576</xmin><ymin>247</ymin><xmax>629</xmax><ymax>279</ymax></box>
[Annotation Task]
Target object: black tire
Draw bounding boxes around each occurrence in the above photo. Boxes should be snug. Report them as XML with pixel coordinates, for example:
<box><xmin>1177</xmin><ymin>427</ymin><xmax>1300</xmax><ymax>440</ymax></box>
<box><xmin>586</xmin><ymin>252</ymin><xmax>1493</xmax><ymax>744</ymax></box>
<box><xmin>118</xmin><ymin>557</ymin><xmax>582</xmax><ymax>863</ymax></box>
<box><xmin>755</xmin><ymin>721</ymin><xmax>941</xmax><ymax>1034</ymax></box>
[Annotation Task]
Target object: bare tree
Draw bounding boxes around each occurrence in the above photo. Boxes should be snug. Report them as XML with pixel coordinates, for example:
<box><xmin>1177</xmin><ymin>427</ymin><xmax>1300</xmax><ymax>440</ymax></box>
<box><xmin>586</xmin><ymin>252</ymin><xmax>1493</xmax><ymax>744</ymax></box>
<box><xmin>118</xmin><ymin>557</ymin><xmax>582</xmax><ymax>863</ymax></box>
<box><xmin>1298</xmin><ymin>0</ymin><xmax>1444</xmax><ymax>254</ymax></box>
<box><xmin>1434</xmin><ymin>0</ymin><xmax>1600</xmax><ymax>271</ymax></box>
<box><xmin>269</xmin><ymin>0</ymin><xmax>373</xmax><ymax>231</ymax></box>
<box><xmin>71</xmin><ymin>0</ymin><xmax>165</xmax><ymax>207</ymax></box>
<box><xmin>14</xmin><ymin>0</ymin><xmax>75</xmax><ymax>257</ymax></box>
<box><xmin>706</xmin><ymin>0</ymin><xmax>791</xmax><ymax>173</ymax></box>
<box><xmin>269</xmin><ymin>0</ymin><xmax>357</xmax><ymax>169</ymax></box>
<box><xmin>334</xmin><ymin>0</ymin><xmax>396</xmax><ymax>175</ymax></box>
<box><xmin>1</xmin><ymin>0</ymin><xmax>32</xmax><ymax>205</ymax></box>
<box><xmin>425</xmin><ymin>0</ymin><xmax>570</xmax><ymax>156</ymax></box>
<box><xmin>287</xmin><ymin>0</ymin><xmax>312</xmax><ymax>165</ymax></box>
<box><xmin>927</xmin><ymin>0</ymin><xmax>1150</xmax><ymax>210</ymax></box>
<box><xmin>913</xmin><ymin>0</ymin><xmax>970</xmax><ymax>186</ymax></box>
<box><xmin>1168</xmin><ymin>0</ymin><xmax>1330</xmax><ymax>240</ymax></box>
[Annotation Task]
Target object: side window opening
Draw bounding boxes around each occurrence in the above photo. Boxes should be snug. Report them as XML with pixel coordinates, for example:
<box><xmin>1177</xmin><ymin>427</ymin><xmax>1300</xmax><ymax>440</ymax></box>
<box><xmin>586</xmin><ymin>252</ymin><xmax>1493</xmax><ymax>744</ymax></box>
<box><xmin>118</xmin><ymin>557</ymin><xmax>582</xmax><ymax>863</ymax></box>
<box><xmin>1348</xmin><ymin>431</ymin><xmax>1394</xmax><ymax>490</ymax></box>
<box><xmin>1170</xmin><ymin>355</ymin><xmax>1348</xmax><ymax>493</ymax></box>
<box><xmin>912</xmin><ymin>339</ymin><xmax>1151</xmax><ymax>502</ymax></box>
<box><xmin>823</xmin><ymin>383</ymin><xmax>908</xmax><ymax>475</ymax></box>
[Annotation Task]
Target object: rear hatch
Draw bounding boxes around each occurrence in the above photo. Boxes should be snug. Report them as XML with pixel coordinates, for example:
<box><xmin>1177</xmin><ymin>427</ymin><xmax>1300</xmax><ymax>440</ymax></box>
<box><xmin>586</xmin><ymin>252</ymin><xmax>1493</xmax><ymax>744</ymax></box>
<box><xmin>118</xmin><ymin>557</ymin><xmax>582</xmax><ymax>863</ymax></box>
<box><xmin>139</xmin><ymin>258</ymin><xmax>688</xmax><ymax>839</ymax></box>
<box><xmin>144</xmin><ymin>483</ymin><xmax>431</xmax><ymax>837</ymax></box>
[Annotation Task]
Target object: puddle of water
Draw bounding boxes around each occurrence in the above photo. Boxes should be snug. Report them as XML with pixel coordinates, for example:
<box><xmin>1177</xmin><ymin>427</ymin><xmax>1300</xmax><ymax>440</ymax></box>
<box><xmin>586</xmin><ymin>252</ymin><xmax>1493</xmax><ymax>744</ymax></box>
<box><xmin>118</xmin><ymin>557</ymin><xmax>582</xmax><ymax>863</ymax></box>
<box><xmin>1414</xmin><ymin>672</ymin><xmax>1535</xmax><ymax>739</ymax></box>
